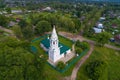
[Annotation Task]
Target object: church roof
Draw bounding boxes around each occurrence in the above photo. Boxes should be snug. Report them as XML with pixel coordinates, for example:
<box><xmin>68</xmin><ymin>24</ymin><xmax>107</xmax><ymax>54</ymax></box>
<box><xmin>41</xmin><ymin>38</ymin><xmax>70</xmax><ymax>54</ymax></box>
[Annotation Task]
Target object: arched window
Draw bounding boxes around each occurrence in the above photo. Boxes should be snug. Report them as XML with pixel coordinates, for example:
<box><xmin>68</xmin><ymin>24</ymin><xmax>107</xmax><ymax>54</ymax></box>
<box><xmin>53</xmin><ymin>41</ymin><xmax>55</xmax><ymax>44</ymax></box>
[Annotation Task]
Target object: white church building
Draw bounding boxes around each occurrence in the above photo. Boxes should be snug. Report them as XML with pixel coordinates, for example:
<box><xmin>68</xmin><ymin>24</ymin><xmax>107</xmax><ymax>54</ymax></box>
<box><xmin>40</xmin><ymin>27</ymin><xmax>71</xmax><ymax>63</ymax></box>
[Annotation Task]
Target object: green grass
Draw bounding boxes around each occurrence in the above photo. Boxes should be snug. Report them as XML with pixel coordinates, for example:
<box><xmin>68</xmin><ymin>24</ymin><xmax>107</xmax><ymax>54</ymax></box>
<box><xmin>77</xmin><ymin>47</ymin><xmax>120</xmax><ymax>80</ymax></box>
<box><xmin>43</xmin><ymin>58</ymin><xmax>78</xmax><ymax>80</ymax></box>
<box><xmin>58</xmin><ymin>35</ymin><xmax>73</xmax><ymax>48</ymax></box>
<box><xmin>31</xmin><ymin>36</ymin><xmax>48</xmax><ymax>58</ymax></box>
<box><xmin>108</xmin><ymin>42</ymin><xmax>120</xmax><ymax>48</ymax></box>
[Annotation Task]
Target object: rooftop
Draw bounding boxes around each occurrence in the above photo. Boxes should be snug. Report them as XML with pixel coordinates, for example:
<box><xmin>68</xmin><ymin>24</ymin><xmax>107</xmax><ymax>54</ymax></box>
<box><xmin>41</xmin><ymin>38</ymin><xmax>70</xmax><ymax>54</ymax></box>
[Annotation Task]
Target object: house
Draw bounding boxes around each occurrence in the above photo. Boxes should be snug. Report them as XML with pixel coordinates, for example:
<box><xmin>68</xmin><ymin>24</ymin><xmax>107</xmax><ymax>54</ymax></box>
<box><xmin>114</xmin><ymin>34</ymin><xmax>120</xmax><ymax>44</ymax></box>
<box><xmin>97</xmin><ymin>23</ymin><xmax>104</xmax><ymax>29</ymax></box>
<box><xmin>100</xmin><ymin>17</ymin><xmax>105</xmax><ymax>20</ymax></box>
<box><xmin>111</xmin><ymin>24</ymin><xmax>118</xmax><ymax>28</ymax></box>
<box><xmin>93</xmin><ymin>27</ymin><xmax>103</xmax><ymax>33</ymax></box>
<box><xmin>42</xmin><ymin>7</ymin><xmax>52</xmax><ymax>11</ymax></box>
<box><xmin>11</xmin><ymin>10</ymin><xmax>22</xmax><ymax>14</ymax></box>
<box><xmin>8</xmin><ymin>21</ymin><xmax>16</xmax><ymax>27</ymax></box>
<box><xmin>93</xmin><ymin>23</ymin><xmax>104</xmax><ymax>33</ymax></box>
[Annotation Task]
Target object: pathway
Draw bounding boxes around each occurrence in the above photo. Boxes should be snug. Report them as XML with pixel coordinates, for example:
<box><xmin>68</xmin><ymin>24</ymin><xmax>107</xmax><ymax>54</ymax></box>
<box><xmin>0</xmin><ymin>26</ymin><xmax>16</xmax><ymax>38</ymax></box>
<box><xmin>71</xmin><ymin>43</ymin><xmax>94</xmax><ymax>80</ymax></box>
<box><xmin>59</xmin><ymin>31</ymin><xmax>120</xmax><ymax>80</ymax></box>
<box><xmin>59</xmin><ymin>31</ymin><xmax>120</xmax><ymax>51</ymax></box>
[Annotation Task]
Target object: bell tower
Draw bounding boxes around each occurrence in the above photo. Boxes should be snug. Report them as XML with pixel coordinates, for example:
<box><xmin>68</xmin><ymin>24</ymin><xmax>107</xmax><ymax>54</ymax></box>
<box><xmin>49</xmin><ymin>26</ymin><xmax>60</xmax><ymax>62</ymax></box>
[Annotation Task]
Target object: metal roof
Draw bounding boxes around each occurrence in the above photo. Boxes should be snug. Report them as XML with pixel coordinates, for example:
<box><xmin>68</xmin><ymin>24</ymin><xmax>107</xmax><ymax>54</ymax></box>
<box><xmin>41</xmin><ymin>38</ymin><xmax>70</xmax><ymax>54</ymax></box>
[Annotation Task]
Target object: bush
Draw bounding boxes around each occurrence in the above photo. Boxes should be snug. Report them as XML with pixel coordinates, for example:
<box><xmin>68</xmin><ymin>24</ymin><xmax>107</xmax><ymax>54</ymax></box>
<box><xmin>75</xmin><ymin>40</ymin><xmax>90</xmax><ymax>50</ymax></box>
<box><xmin>75</xmin><ymin>48</ymin><xmax>83</xmax><ymax>55</ymax></box>
<box><xmin>56</xmin><ymin>61</ymin><xmax>66</xmax><ymax>70</ymax></box>
<box><xmin>86</xmin><ymin>60</ymin><xmax>107</xmax><ymax>80</ymax></box>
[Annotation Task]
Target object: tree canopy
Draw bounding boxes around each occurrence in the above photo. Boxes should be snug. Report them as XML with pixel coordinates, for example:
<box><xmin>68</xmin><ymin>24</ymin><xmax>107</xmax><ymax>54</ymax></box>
<box><xmin>0</xmin><ymin>15</ymin><xmax>9</xmax><ymax>27</ymax></box>
<box><xmin>96</xmin><ymin>32</ymin><xmax>111</xmax><ymax>46</ymax></box>
<box><xmin>0</xmin><ymin>37</ymin><xmax>45</xmax><ymax>80</ymax></box>
<box><xmin>86</xmin><ymin>60</ymin><xmax>107</xmax><ymax>80</ymax></box>
<box><xmin>35</xmin><ymin>20</ymin><xmax>51</xmax><ymax>35</ymax></box>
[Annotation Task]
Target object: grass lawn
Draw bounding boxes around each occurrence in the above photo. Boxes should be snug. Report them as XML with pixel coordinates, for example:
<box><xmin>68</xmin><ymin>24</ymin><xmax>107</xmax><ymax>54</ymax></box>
<box><xmin>58</xmin><ymin>35</ymin><xmax>73</xmax><ymax>48</ymax></box>
<box><xmin>43</xmin><ymin>58</ymin><xmax>78</xmax><ymax>80</ymax></box>
<box><xmin>108</xmin><ymin>42</ymin><xmax>120</xmax><ymax>48</ymax></box>
<box><xmin>77</xmin><ymin>47</ymin><xmax>120</xmax><ymax>80</ymax></box>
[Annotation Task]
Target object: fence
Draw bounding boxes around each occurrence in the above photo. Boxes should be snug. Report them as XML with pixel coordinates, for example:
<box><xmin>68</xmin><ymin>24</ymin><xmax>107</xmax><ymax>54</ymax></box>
<box><xmin>47</xmin><ymin>49</ymin><xmax>89</xmax><ymax>73</ymax></box>
<box><xmin>31</xmin><ymin>35</ymin><xmax>89</xmax><ymax>73</ymax></box>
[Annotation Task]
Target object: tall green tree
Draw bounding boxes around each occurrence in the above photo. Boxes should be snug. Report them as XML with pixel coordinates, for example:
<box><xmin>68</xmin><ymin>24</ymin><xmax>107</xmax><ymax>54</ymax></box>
<box><xmin>0</xmin><ymin>37</ymin><xmax>45</xmax><ymax>80</ymax></box>
<box><xmin>22</xmin><ymin>25</ymin><xmax>34</xmax><ymax>41</ymax></box>
<box><xmin>18</xmin><ymin>19</ymin><xmax>28</xmax><ymax>28</ymax></box>
<box><xmin>86</xmin><ymin>60</ymin><xmax>107</xmax><ymax>80</ymax></box>
<box><xmin>6</xmin><ymin>7</ymin><xmax>11</xmax><ymax>14</ymax></box>
<box><xmin>35</xmin><ymin>20</ymin><xmax>51</xmax><ymax>35</ymax></box>
<box><xmin>12</xmin><ymin>25</ymin><xmax>23</xmax><ymax>39</ymax></box>
<box><xmin>0</xmin><ymin>15</ymin><xmax>9</xmax><ymax>27</ymax></box>
<box><xmin>96</xmin><ymin>32</ymin><xmax>111</xmax><ymax>46</ymax></box>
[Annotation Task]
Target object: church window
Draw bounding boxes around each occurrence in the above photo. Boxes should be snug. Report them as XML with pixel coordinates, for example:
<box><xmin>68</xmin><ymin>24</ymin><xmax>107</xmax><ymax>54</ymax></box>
<box><xmin>53</xmin><ymin>41</ymin><xmax>55</xmax><ymax>44</ymax></box>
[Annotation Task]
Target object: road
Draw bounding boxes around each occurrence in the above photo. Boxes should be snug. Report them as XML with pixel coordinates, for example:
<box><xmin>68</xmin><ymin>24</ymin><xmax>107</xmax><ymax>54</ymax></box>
<box><xmin>59</xmin><ymin>32</ymin><xmax>120</xmax><ymax>51</ymax></box>
<box><xmin>59</xmin><ymin>31</ymin><xmax>120</xmax><ymax>80</ymax></box>
<box><xmin>0</xmin><ymin>26</ymin><xmax>16</xmax><ymax>38</ymax></box>
<box><xmin>71</xmin><ymin>43</ymin><xmax>94</xmax><ymax>80</ymax></box>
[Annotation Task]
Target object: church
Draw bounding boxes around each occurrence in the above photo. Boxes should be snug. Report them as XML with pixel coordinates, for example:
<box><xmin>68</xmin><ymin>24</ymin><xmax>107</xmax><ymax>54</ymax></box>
<box><xmin>40</xmin><ymin>26</ymin><xmax>71</xmax><ymax>63</ymax></box>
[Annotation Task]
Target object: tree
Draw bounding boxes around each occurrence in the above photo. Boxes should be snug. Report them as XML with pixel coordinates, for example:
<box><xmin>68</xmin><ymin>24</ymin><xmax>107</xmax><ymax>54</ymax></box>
<box><xmin>96</xmin><ymin>32</ymin><xmax>111</xmax><ymax>46</ymax></box>
<box><xmin>18</xmin><ymin>19</ymin><xmax>28</xmax><ymax>28</ymax></box>
<box><xmin>21</xmin><ymin>25</ymin><xmax>34</xmax><ymax>41</ymax></box>
<box><xmin>0</xmin><ymin>37</ymin><xmax>45</xmax><ymax>80</ymax></box>
<box><xmin>59</xmin><ymin>16</ymin><xmax>75</xmax><ymax>32</ymax></box>
<box><xmin>75</xmin><ymin>48</ymin><xmax>83</xmax><ymax>55</ymax></box>
<box><xmin>42</xmin><ymin>13</ymin><xmax>58</xmax><ymax>26</ymax></box>
<box><xmin>18</xmin><ymin>18</ymin><xmax>34</xmax><ymax>40</ymax></box>
<box><xmin>35</xmin><ymin>20</ymin><xmax>51</xmax><ymax>35</ymax></box>
<box><xmin>56</xmin><ymin>61</ymin><xmax>65</xmax><ymax>70</ymax></box>
<box><xmin>12</xmin><ymin>25</ymin><xmax>23</xmax><ymax>39</ymax></box>
<box><xmin>75</xmin><ymin>40</ymin><xmax>90</xmax><ymax>50</ymax></box>
<box><xmin>73</xmin><ymin>19</ymin><xmax>81</xmax><ymax>32</ymax></box>
<box><xmin>86</xmin><ymin>60</ymin><xmax>107</xmax><ymax>80</ymax></box>
<box><xmin>80</xmin><ymin>41</ymin><xmax>90</xmax><ymax>50</ymax></box>
<box><xmin>0</xmin><ymin>0</ymin><xmax>5</xmax><ymax>11</ymax></box>
<box><xmin>6</xmin><ymin>7</ymin><xmax>11</xmax><ymax>14</ymax></box>
<box><xmin>0</xmin><ymin>15</ymin><xmax>9</xmax><ymax>27</ymax></box>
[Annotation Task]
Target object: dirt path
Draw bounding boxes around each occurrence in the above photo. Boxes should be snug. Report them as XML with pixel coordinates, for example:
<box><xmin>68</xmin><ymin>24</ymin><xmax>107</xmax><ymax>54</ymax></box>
<box><xmin>71</xmin><ymin>43</ymin><xmax>94</xmax><ymax>80</ymax></box>
<box><xmin>59</xmin><ymin>31</ymin><xmax>120</xmax><ymax>51</ymax></box>
<box><xmin>59</xmin><ymin>31</ymin><xmax>120</xmax><ymax>80</ymax></box>
<box><xmin>0</xmin><ymin>26</ymin><xmax>16</xmax><ymax>38</ymax></box>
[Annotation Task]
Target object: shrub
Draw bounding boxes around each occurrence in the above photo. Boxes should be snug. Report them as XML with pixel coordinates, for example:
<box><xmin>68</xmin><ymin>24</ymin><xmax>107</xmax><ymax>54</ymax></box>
<box><xmin>75</xmin><ymin>40</ymin><xmax>90</xmax><ymax>50</ymax></box>
<box><xmin>56</xmin><ymin>61</ymin><xmax>66</xmax><ymax>70</ymax></box>
<box><xmin>75</xmin><ymin>48</ymin><xmax>83</xmax><ymax>55</ymax></box>
<box><xmin>86</xmin><ymin>60</ymin><xmax>107</xmax><ymax>80</ymax></box>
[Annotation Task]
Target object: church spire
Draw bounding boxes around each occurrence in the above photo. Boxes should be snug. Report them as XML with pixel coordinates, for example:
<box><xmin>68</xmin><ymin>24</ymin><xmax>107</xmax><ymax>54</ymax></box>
<box><xmin>51</xmin><ymin>25</ymin><xmax>58</xmax><ymax>40</ymax></box>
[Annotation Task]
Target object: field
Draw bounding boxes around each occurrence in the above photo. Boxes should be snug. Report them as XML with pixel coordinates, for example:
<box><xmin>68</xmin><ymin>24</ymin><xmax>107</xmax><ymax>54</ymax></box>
<box><xmin>77</xmin><ymin>46</ymin><xmax>120</xmax><ymax>80</ymax></box>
